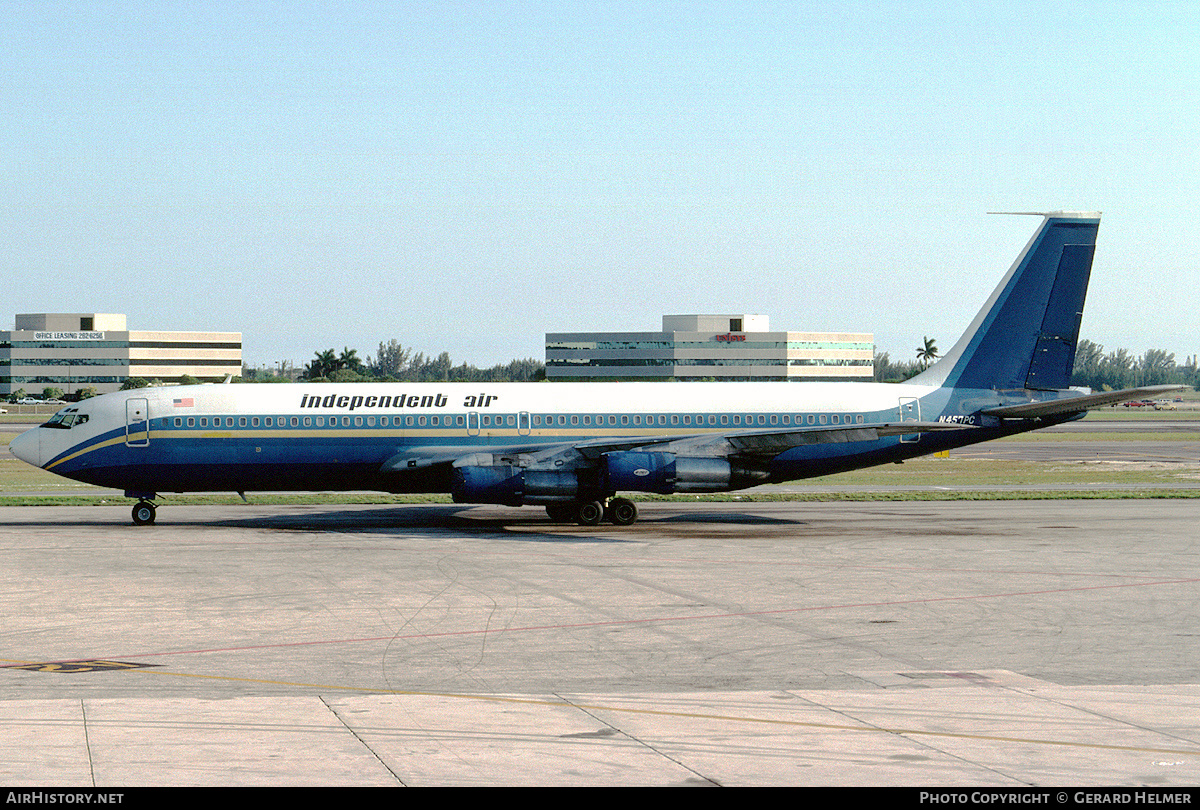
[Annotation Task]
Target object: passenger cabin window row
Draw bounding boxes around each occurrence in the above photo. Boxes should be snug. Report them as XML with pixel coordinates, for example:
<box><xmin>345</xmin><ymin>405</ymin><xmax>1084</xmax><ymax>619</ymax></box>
<box><xmin>165</xmin><ymin>412</ymin><xmax>868</xmax><ymax>430</ymax></box>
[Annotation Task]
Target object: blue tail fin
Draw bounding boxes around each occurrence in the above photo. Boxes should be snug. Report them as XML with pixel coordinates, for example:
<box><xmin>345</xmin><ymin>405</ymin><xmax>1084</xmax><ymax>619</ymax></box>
<box><xmin>909</xmin><ymin>212</ymin><xmax>1100</xmax><ymax>391</ymax></box>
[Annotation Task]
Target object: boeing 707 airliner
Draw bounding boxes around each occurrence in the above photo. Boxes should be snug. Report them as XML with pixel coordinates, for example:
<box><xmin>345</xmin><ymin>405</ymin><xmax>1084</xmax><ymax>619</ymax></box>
<box><xmin>10</xmin><ymin>211</ymin><xmax>1180</xmax><ymax>526</ymax></box>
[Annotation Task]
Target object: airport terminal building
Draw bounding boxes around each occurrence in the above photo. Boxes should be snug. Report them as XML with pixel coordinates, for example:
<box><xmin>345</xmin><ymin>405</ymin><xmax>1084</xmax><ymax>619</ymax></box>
<box><xmin>546</xmin><ymin>314</ymin><xmax>874</xmax><ymax>382</ymax></box>
<box><xmin>1</xmin><ymin>313</ymin><xmax>242</xmax><ymax>398</ymax></box>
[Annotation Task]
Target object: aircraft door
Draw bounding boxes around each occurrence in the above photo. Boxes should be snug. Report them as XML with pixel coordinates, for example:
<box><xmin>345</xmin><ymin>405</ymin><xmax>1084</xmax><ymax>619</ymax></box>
<box><xmin>467</xmin><ymin>412</ymin><xmax>480</xmax><ymax>436</ymax></box>
<box><xmin>518</xmin><ymin>411</ymin><xmax>531</xmax><ymax>436</ymax></box>
<box><xmin>898</xmin><ymin>397</ymin><xmax>920</xmax><ymax>443</ymax></box>
<box><xmin>126</xmin><ymin>398</ymin><xmax>150</xmax><ymax>447</ymax></box>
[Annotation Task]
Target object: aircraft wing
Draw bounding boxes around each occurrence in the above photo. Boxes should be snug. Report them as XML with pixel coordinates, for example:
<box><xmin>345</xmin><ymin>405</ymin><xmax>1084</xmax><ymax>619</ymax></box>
<box><xmin>981</xmin><ymin>385</ymin><xmax>1187</xmax><ymax>419</ymax></box>
<box><xmin>572</xmin><ymin>420</ymin><xmax>973</xmax><ymax>459</ymax></box>
<box><xmin>379</xmin><ymin>420</ymin><xmax>977</xmax><ymax>474</ymax></box>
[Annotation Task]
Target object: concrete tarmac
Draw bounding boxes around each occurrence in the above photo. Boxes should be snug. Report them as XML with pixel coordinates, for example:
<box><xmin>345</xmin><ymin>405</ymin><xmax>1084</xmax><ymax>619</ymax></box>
<box><xmin>2</xmin><ymin>500</ymin><xmax>1199</xmax><ymax>786</ymax></box>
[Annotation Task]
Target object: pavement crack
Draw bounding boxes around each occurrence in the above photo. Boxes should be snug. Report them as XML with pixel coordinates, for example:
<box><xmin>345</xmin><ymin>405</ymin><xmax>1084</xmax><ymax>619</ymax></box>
<box><xmin>555</xmin><ymin>693</ymin><xmax>722</xmax><ymax>786</ymax></box>
<box><xmin>319</xmin><ymin>695</ymin><xmax>406</xmax><ymax>786</ymax></box>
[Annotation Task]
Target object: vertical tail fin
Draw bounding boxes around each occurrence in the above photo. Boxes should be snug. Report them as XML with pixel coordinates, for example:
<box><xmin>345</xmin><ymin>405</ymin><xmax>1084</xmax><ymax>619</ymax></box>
<box><xmin>909</xmin><ymin>211</ymin><xmax>1100</xmax><ymax>391</ymax></box>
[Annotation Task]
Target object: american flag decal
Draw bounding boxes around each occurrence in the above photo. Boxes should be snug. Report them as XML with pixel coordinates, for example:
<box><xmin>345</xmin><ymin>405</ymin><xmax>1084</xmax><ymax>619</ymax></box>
<box><xmin>173</xmin><ymin>398</ymin><xmax>194</xmax><ymax>408</ymax></box>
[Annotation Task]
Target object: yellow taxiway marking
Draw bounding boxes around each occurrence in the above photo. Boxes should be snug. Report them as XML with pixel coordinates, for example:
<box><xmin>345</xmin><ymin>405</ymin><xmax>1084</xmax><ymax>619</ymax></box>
<box><xmin>91</xmin><ymin>666</ymin><xmax>1200</xmax><ymax>758</ymax></box>
<box><xmin>8</xmin><ymin>655</ymin><xmax>1199</xmax><ymax>758</ymax></box>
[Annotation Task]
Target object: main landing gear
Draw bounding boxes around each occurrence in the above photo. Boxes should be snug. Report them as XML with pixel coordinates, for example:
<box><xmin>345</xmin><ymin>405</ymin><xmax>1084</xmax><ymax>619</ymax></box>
<box><xmin>545</xmin><ymin>497</ymin><xmax>639</xmax><ymax>527</ymax></box>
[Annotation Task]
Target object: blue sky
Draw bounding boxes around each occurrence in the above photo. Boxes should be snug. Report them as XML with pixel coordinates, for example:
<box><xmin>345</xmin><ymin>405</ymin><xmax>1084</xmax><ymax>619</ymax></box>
<box><xmin>4</xmin><ymin>1</ymin><xmax>1198</xmax><ymax>369</ymax></box>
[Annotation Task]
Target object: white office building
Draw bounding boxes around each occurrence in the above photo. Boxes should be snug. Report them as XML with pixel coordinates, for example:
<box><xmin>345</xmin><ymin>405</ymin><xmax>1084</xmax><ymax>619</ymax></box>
<box><xmin>2</xmin><ymin>313</ymin><xmax>242</xmax><ymax>397</ymax></box>
<box><xmin>546</xmin><ymin>314</ymin><xmax>873</xmax><ymax>382</ymax></box>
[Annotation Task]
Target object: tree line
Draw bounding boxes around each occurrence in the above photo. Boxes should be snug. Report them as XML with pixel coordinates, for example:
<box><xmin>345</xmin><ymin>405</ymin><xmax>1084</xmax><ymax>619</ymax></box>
<box><xmin>263</xmin><ymin>340</ymin><xmax>546</xmax><ymax>383</ymax></box>
<box><xmin>1069</xmin><ymin>340</ymin><xmax>1197</xmax><ymax>391</ymax></box>
<box><xmin>874</xmin><ymin>338</ymin><xmax>1199</xmax><ymax>391</ymax></box>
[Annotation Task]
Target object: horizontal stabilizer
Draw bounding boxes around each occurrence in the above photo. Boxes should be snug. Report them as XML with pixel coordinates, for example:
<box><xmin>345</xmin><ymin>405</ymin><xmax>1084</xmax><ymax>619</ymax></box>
<box><xmin>982</xmin><ymin>385</ymin><xmax>1187</xmax><ymax>418</ymax></box>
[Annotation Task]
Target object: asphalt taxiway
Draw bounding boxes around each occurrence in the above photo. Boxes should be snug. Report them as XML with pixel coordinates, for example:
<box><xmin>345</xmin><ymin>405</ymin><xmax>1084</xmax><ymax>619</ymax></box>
<box><xmin>2</xmin><ymin>500</ymin><xmax>1199</xmax><ymax>786</ymax></box>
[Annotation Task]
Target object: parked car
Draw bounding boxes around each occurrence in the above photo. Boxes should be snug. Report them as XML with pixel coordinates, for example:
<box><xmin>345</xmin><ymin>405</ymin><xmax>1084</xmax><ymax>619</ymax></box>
<box><xmin>15</xmin><ymin>398</ymin><xmax>42</xmax><ymax>405</ymax></box>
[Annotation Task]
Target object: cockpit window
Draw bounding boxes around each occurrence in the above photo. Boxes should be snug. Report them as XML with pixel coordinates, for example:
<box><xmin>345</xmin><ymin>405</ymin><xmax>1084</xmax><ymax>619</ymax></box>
<box><xmin>41</xmin><ymin>408</ymin><xmax>88</xmax><ymax>429</ymax></box>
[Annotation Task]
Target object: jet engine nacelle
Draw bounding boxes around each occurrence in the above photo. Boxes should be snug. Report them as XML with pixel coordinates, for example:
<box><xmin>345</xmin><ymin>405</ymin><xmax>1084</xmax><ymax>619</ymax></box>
<box><xmin>451</xmin><ymin>465</ymin><xmax>579</xmax><ymax>506</ymax></box>
<box><xmin>601</xmin><ymin>451</ymin><xmax>768</xmax><ymax>493</ymax></box>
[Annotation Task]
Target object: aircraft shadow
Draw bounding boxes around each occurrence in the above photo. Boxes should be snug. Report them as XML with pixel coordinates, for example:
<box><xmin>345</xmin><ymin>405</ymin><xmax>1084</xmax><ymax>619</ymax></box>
<box><xmin>0</xmin><ymin>502</ymin><xmax>805</xmax><ymax>538</ymax></box>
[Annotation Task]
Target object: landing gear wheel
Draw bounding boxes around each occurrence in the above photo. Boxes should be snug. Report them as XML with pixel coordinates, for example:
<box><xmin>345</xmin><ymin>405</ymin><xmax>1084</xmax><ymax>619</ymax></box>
<box><xmin>545</xmin><ymin>503</ymin><xmax>575</xmax><ymax>523</ymax></box>
<box><xmin>131</xmin><ymin>501</ymin><xmax>157</xmax><ymax>526</ymax></box>
<box><xmin>576</xmin><ymin>500</ymin><xmax>605</xmax><ymax>526</ymax></box>
<box><xmin>608</xmin><ymin>497</ymin><xmax>638</xmax><ymax>526</ymax></box>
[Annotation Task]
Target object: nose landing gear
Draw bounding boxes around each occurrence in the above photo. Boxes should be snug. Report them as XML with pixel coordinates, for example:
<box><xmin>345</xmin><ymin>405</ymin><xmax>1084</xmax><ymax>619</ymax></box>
<box><xmin>126</xmin><ymin>491</ymin><xmax>159</xmax><ymax>525</ymax></box>
<box><xmin>131</xmin><ymin>500</ymin><xmax>157</xmax><ymax>525</ymax></box>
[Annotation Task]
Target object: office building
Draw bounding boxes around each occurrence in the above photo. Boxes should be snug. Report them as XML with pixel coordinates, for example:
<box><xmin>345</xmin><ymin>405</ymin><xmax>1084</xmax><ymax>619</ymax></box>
<box><xmin>546</xmin><ymin>314</ymin><xmax>873</xmax><ymax>382</ymax></box>
<box><xmin>1</xmin><ymin>313</ymin><xmax>242</xmax><ymax>397</ymax></box>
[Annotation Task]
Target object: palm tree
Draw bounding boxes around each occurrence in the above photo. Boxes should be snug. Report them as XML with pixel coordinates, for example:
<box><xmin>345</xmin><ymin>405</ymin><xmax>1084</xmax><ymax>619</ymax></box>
<box><xmin>916</xmin><ymin>336</ymin><xmax>939</xmax><ymax>368</ymax></box>
<box><xmin>305</xmin><ymin>349</ymin><xmax>338</xmax><ymax>380</ymax></box>
<box><xmin>338</xmin><ymin>347</ymin><xmax>363</xmax><ymax>374</ymax></box>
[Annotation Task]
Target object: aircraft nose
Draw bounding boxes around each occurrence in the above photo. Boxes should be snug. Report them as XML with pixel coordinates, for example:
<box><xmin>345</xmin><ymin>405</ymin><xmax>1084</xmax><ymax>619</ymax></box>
<box><xmin>9</xmin><ymin>428</ymin><xmax>42</xmax><ymax>467</ymax></box>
